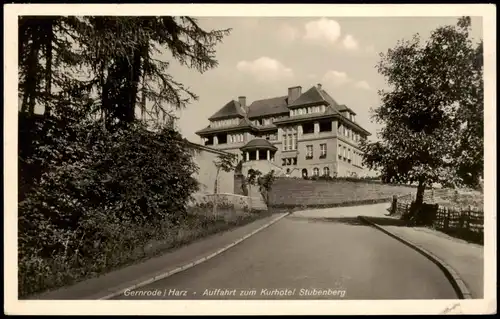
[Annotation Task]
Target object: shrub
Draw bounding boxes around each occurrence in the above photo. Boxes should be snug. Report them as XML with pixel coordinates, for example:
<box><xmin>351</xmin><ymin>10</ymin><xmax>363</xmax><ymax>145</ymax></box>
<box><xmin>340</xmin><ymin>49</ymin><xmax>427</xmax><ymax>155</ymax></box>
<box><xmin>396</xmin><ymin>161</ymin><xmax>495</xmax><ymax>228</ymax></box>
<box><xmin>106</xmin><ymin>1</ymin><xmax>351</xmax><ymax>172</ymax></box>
<box><xmin>18</xmin><ymin>115</ymin><xmax>201</xmax><ymax>297</ymax></box>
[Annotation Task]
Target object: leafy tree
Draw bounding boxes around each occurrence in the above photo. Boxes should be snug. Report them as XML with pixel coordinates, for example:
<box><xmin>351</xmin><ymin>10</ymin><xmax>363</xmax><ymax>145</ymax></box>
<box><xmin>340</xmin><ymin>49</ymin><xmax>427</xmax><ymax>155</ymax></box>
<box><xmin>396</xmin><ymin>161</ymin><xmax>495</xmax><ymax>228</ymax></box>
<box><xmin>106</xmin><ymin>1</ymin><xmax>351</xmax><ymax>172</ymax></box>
<box><xmin>212</xmin><ymin>153</ymin><xmax>237</xmax><ymax>216</ymax></box>
<box><xmin>360</xmin><ymin>16</ymin><xmax>483</xmax><ymax>212</ymax></box>
<box><xmin>257</xmin><ymin>170</ymin><xmax>276</xmax><ymax>205</ymax></box>
<box><xmin>74</xmin><ymin>16</ymin><xmax>231</xmax><ymax>130</ymax></box>
<box><xmin>18</xmin><ymin>16</ymin><xmax>231</xmax><ymax>129</ymax></box>
<box><xmin>17</xmin><ymin>16</ymin><xmax>232</xmax><ymax>297</ymax></box>
<box><xmin>213</xmin><ymin>153</ymin><xmax>237</xmax><ymax>194</ymax></box>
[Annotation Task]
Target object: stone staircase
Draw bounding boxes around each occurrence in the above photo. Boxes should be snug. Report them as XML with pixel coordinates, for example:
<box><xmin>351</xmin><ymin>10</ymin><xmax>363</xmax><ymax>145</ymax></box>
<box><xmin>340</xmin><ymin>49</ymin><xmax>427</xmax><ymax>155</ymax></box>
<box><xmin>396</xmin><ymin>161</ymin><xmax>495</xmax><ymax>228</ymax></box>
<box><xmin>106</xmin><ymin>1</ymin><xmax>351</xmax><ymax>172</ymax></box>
<box><xmin>248</xmin><ymin>186</ymin><xmax>268</xmax><ymax>211</ymax></box>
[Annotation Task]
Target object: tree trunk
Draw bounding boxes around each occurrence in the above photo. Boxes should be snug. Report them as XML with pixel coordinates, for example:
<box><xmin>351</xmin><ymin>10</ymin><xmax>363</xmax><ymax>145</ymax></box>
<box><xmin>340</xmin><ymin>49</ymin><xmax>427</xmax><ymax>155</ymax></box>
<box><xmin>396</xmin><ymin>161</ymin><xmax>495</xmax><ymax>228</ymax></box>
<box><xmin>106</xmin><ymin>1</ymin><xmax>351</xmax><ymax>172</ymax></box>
<box><xmin>22</xmin><ymin>25</ymin><xmax>42</xmax><ymax>115</ymax></box>
<box><xmin>28</xmin><ymin>29</ymin><xmax>42</xmax><ymax>115</ymax></box>
<box><xmin>213</xmin><ymin>168</ymin><xmax>220</xmax><ymax>216</ymax></box>
<box><xmin>43</xmin><ymin>19</ymin><xmax>53</xmax><ymax>116</ymax></box>
<box><xmin>410</xmin><ymin>179</ymin><xmax>426</xmax><ymax>221</ymax></box>
<box><xmin>126</xmin><ymin>46</ymin><xmax>143</xmax><ymax>123</ymax></box>
<box><xmin>415</xmin><ymin>180</ymin><xmax>426</xmax><ymax>207</ymax></box>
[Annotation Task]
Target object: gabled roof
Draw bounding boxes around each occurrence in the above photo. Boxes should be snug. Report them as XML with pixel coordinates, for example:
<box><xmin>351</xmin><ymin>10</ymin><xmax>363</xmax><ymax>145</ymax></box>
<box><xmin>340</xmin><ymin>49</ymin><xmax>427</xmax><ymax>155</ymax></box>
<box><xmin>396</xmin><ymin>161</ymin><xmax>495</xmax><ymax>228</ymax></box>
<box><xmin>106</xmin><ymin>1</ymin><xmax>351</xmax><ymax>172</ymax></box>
<box><xmin>247</xmin><ymin>96</ymin><xmax>289</xmax><ymax>119</ymax></box>
<box><xmin>288</xmin><ymin>86</ymin><xmax>329</xmax><ymax>108</ymax></box>
<box><xmin>208</xmin><ymin>100</ymin><xmax>245</xmax><ymax>121</ymax></box>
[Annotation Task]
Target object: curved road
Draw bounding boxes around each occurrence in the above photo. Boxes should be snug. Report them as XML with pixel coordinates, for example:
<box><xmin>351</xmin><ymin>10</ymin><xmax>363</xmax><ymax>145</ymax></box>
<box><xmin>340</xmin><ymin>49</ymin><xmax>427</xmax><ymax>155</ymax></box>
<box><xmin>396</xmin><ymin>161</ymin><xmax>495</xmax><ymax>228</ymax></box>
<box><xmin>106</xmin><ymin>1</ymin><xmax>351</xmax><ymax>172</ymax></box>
<box><xmin>113</xmin><ymin>206</ymin><xmax>458</xmax><ymax>300</ymax></box>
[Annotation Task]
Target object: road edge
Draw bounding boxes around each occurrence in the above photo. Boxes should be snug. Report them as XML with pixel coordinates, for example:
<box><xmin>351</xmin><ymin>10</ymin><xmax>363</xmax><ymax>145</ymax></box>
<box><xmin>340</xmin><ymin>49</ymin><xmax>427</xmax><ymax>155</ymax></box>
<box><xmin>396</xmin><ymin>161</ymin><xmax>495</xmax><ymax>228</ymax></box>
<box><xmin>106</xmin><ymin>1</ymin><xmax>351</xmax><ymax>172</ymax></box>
<box><xmin>357</xmin><ymin>215</ymin><xmax>473</xmax><ymax>300</ymax></box>
<box><xmin>98</xmin><ymin>212</ymin><xmax>290</xmax><ymax>300</ymax></box>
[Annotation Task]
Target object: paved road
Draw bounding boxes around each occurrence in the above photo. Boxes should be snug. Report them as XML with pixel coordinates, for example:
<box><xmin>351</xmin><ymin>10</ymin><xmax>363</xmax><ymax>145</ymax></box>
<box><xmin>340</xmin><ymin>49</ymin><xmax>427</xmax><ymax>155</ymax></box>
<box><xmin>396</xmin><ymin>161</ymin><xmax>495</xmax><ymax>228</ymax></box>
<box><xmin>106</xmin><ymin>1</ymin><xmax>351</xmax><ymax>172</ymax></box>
<box><xmin>113</xmin><ymin>205</ymin><xmax>458</xmax><ymax>300</ymax></box>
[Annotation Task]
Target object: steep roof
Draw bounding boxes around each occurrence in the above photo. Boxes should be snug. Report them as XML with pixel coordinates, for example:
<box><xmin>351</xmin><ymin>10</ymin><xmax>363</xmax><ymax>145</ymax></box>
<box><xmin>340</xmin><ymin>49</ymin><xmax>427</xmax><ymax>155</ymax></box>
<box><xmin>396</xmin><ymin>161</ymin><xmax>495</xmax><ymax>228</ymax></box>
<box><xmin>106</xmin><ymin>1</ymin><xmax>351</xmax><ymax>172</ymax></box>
<box><xmin>318</xmin><ymin>89</ymin><xmax>341</xmax><ymax>110</ymax></box>
<box><xmin>247</xmin><ymin>96</ymin><xmax>289</xmax><ymax>119</ymax></box>
<box><xmin>208</xmin><ymin>100</ymin><xmax>245</xmax><ymax>121</ymax></box>
<box><xmin>240</xmin><ymin>138</ymin><xmax>277</xmax><ymax>151</ymax></box>
<box><xmin>288</xmin><ymin>86</ymin><xmax>328</xmax><ymax>108</ymax></box>
<box><xmin>337</xmin><ymin>104</ymin><xmax>357</xmax><ymax>115</ymax></box>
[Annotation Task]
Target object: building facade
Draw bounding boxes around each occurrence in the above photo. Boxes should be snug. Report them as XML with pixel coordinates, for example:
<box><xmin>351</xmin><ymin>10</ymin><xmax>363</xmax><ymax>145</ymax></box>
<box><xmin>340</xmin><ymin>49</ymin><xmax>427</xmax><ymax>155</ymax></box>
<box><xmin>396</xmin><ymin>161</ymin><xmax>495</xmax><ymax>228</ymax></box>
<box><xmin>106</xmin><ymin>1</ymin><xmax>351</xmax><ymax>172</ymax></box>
<box><xmin>195</xmin><ymin>84</ymin><xmax>371</xmax><ymax>178</ymax></box>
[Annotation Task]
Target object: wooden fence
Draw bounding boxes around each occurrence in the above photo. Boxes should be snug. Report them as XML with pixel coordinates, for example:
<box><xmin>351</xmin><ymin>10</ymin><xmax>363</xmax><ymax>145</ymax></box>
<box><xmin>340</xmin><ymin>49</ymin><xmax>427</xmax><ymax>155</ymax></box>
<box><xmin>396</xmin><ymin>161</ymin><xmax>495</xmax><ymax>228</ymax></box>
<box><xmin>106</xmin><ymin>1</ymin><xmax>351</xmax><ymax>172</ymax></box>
<box><xmin>392</xmin><ymin>199</ymin><xmax>484</xmax><ymax>244</ymax></box>
<box><xmin>433</xmin><ymin>206</ymin><xmax>484</xmax><ymax>234</ymax></box>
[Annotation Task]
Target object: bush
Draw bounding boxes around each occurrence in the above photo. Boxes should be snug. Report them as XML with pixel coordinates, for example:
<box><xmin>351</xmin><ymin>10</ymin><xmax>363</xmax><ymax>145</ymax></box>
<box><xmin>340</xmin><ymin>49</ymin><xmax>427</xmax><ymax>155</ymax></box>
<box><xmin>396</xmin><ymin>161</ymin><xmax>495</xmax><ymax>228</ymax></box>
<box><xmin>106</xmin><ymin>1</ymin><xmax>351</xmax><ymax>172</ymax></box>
<box><xmin>18</xmin><ymin>115</ymin><xmax>201</xmax><ymax>297</ymax></box>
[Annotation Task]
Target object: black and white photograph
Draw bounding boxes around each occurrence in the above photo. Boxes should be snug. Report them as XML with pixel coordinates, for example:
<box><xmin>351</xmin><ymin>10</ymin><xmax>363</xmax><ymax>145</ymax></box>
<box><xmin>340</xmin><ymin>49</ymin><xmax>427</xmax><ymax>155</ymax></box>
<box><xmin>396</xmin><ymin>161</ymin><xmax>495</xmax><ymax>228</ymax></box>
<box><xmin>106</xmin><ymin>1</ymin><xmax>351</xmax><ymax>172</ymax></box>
<box><xmin>4</xmin><ymin>3</ymin><xmax>496</xmax><ymax>316</ymax></box>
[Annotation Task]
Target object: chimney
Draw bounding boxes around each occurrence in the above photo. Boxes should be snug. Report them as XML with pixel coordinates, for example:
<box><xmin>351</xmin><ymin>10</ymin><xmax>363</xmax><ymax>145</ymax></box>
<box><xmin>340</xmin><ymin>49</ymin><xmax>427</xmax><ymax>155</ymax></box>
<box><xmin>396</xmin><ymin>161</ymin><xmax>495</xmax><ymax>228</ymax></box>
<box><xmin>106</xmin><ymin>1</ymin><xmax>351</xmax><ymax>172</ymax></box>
<box><xmin>238</xmin><ymin>96</ymin><xmax>248</xmax><ymax>115</ymax></box>
<box><xmin>317</xmin><ymin>83</ymin><xmax>322</xmax><ymax>90</ymax></box>
<box><xmin>288</xmin><ymin>86</ymin><xmax>302</xmax><ymax>104</ymax></box>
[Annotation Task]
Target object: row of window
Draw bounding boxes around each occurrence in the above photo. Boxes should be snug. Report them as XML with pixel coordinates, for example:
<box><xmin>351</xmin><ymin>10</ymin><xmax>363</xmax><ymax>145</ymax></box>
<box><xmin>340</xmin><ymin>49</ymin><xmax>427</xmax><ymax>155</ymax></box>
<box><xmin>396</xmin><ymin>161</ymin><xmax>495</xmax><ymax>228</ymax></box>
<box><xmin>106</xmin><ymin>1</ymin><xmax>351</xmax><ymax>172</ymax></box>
<box><xmin>211</xmin><ymin>118</ymin><xmax>239</xmax><ymax>128</ymax></box>
<box><xmin>283</xmin><ymin>167</ymin><xmax>331</xmax><ymax>177</ymax></box>
<box><xmin>337</xmin><ymin>143</ymin><xmax>363</xmax><ymax>166</ymax></box>
<box><xmin>290</xmin><ymin>105</ymin><xmax>326</xmax><ymax>117</ymax></box>
<box><xmin>262</xmin><ymin>133</ymin><xmax>278</xmax><ymax>141</ymax></box>
<box><xmin>342</xmin><ymin>111</ymin><xmax>356</xmax><ymax>122</ymax></box>
<box><xmin>338</xmin><ymin>124</ymin><xmax>360</xmax><ymax>142</ymax></box>
<box><xmin>228</xmin><ymin>133</ymin><xmax>245</xmax><ymax>144</ymax></box>
<box><xmin>282</xmin><ymin>157</ymin><xmax>297</xmax><ymax>166</ymax></box>
<box><xmin>306</xmin><ymin>144</ymin><xmax>327</xmax><ymax>159</ymax></box>
<box><xmin>313</xmin><ymin>167</ymin><xmax>330</xmax><ymax>176</ymax></box>
<box><xmin>251</xmin><ymin>115</ymin><xmax>287</xmax><ymax>126</ymax></box>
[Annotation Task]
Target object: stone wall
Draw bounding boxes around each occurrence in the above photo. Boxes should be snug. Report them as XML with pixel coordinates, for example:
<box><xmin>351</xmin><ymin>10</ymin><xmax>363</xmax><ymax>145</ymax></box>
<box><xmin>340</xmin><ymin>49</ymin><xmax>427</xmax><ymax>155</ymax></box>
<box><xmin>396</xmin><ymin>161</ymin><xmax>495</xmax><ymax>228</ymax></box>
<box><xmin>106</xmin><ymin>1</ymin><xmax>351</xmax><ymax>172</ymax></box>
<box><xmin>269</xmin><ymin>177</ymin><xmax>417</xmax><ymax>207</ymax></box>
<box><xmin>189</xmin><ymin>142</ymin><xmax>235</xmax><ymax>196</ymax></box>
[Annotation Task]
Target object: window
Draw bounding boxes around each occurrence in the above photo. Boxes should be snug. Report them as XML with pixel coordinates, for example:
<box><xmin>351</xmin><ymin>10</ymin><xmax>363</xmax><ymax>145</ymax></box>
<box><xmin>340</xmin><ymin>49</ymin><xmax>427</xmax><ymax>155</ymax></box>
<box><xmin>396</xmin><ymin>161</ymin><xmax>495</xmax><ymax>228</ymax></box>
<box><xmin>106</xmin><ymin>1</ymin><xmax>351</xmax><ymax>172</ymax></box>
<box><xmin>319</xmin><ymin>121</ymin><xmax>332</xmax><ymax>132</ymax></box>
<box><xmin>313</xmin><ymin>167</ymin><xmax>319</xmax><ymax>176</ymax></box>
<box><xmin>347</xmin><ymin>148</ymin><xmax>351</xmax><ymax>163</ymax></box>
<box><xmin>338</xmin><ymin>143</ymin><xmax>342</xmax><ymax>160</ymax></box>
<box><xmin>323</xmin><ymin>167</ymin><xmax>330</xmax><ymax>176</ymax></box>
<box><xmin>343</xmin><ymin>146</ymin><xmax>347</xmax><ymax>161</ymax></box>
<box><xmin>282</xmin><ymin>157</ymin><xmax>297</xmax><ymax>166</ymax></box>
<box><xmin>320</xmin><ymin>143</ymin><xmax>327</xmax><ymax>158</ymax></box>
<box><xmin>283</xmin><ymin>129</ymin><xmax>297</xmax><ymax>151</ymax></box>
<box><xmin>303</xmin><ymin>122</ymin><xmax>314</xmax><ymax>134</ymax></box>
<box><xmin>321</xmin><ymin>105</ymin><xmax>326</xmax><ymax>113</ymax></box>
<box><xmin>306</xmin><ymin>145</ymin><xmax>313</xmax><ymax>159</ymax></box>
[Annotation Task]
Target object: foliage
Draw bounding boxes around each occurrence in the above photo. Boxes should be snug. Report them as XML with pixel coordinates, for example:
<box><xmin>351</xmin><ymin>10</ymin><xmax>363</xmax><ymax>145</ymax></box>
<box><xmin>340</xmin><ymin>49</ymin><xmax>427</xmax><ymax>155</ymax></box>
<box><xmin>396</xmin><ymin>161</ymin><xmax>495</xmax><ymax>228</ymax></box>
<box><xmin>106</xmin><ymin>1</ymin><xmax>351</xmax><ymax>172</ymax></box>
<box><xmin>360</xmin><ymin>16</ymin><xmax>483</xmax><ymax>209</ymax></box>
<box><xmin>257</xmin><ymin>170</ymin><xmax>276</xmax><ymax>204</ymax></box>
<box><xmin>18</xmin><ymin>16</ymin><xmax>231</xmax><ymax>129</ymax></box>
<box><xmin>18</xmin><ymin>117</ymin><xmax>201</xmax><ymax>297</ymax></box>
<box><xmin>246</xmin><ymin>168</ymin><xmax>261</xmax><ymax>186</ymax></box>
<box><xmin>243</xmin><ymin>169</ymin><xmax>275</xmax><ymax>205</ymax></box>
<box><xmin>17</xmin><ymin>16</ymin><xmax>233</xmax><ymax>297</ymax></box>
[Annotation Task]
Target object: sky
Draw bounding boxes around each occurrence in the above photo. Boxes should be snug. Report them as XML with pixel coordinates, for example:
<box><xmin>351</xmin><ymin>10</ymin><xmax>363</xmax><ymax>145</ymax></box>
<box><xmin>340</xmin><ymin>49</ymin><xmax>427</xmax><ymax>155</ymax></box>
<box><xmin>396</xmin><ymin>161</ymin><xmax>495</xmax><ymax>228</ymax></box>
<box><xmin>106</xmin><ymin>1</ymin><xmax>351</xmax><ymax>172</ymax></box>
<box><xmin>165</xmin><ymin>16</ymin><xmax>483</xmax><ymax>144</ymax></box>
